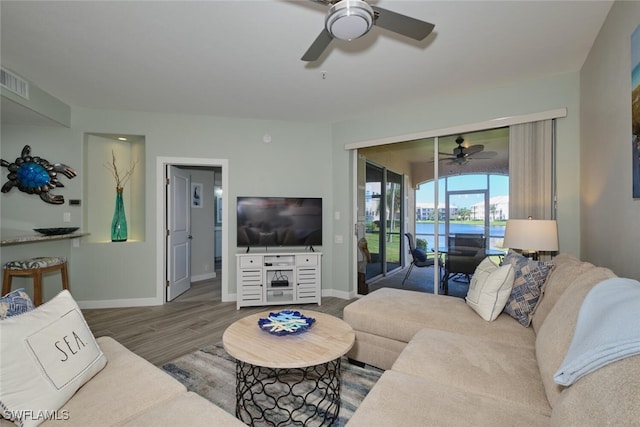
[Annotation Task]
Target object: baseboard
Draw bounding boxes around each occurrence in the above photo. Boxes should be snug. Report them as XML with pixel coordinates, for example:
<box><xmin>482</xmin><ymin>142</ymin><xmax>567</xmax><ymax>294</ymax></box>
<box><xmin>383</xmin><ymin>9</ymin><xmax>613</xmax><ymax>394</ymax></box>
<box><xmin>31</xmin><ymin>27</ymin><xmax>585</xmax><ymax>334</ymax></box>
<box><xmin>77</xmin><ymin>296</ymin><xmax>162</xmax><ymax>309</ymax></box>
<box><xmin>222</xmin><ymin>292</ymin><xmax>236</xmax><ymax>303</ymax></box>
<box><xmin>191</xmin><ymin>272</ymin><xmax>217</xmax><ymax>282</ymax></box>
<box><xmin>321</xmin><ymin>289</ymin><xmax>353</xmax><ymax>300</ymax></box>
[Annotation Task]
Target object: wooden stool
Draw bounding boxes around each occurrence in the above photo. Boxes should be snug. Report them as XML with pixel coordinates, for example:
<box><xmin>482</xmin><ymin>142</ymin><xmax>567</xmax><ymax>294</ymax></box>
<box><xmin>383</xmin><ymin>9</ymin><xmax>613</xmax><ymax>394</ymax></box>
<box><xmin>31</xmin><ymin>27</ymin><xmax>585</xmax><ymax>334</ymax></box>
<box><xmin>2</xmin><ymin>257</ymin><xmax>69</xmax><ymax>306</ymax></box>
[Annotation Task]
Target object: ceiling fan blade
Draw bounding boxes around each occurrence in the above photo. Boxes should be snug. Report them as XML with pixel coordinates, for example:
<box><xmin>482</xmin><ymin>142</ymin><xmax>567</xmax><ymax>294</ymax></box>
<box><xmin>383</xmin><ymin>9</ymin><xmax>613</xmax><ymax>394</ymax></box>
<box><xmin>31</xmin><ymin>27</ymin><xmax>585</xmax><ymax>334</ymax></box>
<box><xmin>469</xmin><ymin>151</ymin><xmax>498</xmax><ymax>159</ymax></box>
<box><xmin>446</xmin><ymin>158</ymin><xmax>468</xmax><ymax>165</ymax></box>
<box><xmin>463</xmin><ymin>144</ymin><xmax>484</xmax><ymax>156</ymax></box>
<box><xmin>371</xmin><ymin>6</ymin><xmax>435</xmax><ymax>40</ymax></box>
<box><xmin>302</xmin><ymin>28</ymin><xmax>333</xmax><ymax>62</ymax></box>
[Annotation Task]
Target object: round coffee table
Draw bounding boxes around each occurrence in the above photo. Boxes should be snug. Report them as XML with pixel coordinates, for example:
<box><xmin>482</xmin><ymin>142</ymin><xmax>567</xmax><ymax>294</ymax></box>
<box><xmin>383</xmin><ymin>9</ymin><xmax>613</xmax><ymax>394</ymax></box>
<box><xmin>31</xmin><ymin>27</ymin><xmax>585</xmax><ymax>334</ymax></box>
<box><xmin>223</xmin><ymin>310</ymin><xmax>355</xmax><ymax>426</ymax></box>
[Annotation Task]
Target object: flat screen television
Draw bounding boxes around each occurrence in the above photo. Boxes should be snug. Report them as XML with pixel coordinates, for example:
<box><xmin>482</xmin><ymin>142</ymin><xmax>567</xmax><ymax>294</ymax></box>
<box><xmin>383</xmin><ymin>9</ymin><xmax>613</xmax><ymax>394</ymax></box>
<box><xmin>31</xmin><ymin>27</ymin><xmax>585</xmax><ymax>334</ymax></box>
<box><xmin>237</xmin><ymin>197</ymin><xmax>322</xmax><ymax>249</ymax></box>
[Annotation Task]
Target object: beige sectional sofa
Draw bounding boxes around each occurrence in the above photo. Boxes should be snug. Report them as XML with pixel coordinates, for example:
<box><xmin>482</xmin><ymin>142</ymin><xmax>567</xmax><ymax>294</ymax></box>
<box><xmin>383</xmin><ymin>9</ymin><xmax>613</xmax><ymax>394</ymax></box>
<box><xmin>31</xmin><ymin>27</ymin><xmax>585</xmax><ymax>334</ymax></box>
<box><xmin>1</xmin><ymin>335</ymin><xmax>243</xmax><ymax>427</ymax></box>
<box><xmin>343</xmin><ymin>254</ymin><xmax>640</xmax><ymax>426</ymax></box>
<box><xmin>0</xmin><ymin>287</ymin><xmax>244</xmax><ymax>427</ymax></box>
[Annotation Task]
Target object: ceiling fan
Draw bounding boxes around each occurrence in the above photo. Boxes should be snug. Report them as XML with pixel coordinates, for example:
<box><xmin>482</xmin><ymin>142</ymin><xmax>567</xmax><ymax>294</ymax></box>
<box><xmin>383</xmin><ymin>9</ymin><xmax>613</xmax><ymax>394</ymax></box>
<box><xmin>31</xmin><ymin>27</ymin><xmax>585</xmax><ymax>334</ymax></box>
<box><xmin>301</xmin><ymin>0</ymin><xmax>435</xmax><ymax>61</ymax></box>
<box><xmin>439</xmin><ymin>136</ymin><xmax>498</xmax><ymax>165</ymax></box>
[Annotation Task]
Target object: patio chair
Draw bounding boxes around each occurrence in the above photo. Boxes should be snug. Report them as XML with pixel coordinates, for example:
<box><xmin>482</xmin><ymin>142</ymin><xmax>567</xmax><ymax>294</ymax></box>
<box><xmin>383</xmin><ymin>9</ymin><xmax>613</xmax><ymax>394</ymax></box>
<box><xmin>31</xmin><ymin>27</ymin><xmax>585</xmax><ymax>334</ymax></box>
<box><xmin>402</xmin><ymin>232</ymin><xmax>442</xmax><ymax>285</ymax></box>
<box><xmin>442</xmin><ymin>233</ymin><xmax>486</xmax><ymax>295</ymax></box>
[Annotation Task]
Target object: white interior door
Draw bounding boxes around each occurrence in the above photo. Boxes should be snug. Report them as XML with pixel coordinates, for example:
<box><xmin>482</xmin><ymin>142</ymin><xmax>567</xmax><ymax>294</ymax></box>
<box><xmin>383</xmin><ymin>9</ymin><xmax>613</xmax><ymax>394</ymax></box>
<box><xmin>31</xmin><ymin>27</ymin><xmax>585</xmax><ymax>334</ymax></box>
<box><xmin>167</xmin><ymin>166</ymin><xmax>191</xmax><ymax>301</ymax></box>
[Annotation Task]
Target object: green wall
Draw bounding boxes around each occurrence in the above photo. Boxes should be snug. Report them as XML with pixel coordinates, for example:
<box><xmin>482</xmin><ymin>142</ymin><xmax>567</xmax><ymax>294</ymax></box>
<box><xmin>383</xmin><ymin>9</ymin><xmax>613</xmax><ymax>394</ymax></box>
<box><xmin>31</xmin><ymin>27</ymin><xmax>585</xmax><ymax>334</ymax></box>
<box><xmin>1</xmin><ymin>109</ymin><xmax>333</xmax><ymax>306</ymax></box>
<box><xmin>1</xmin><ymin>71</ymin><xmax>584</xmax><ymax>306</ymax></box>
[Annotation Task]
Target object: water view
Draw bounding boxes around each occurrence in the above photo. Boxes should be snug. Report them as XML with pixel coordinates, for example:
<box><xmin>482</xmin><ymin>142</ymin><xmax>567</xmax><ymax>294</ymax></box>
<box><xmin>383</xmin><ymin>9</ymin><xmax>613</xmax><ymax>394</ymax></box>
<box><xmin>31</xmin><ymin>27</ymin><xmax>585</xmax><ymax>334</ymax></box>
<box><xmin>415</xmin><ymin>222</ymin><xmax>506</xmax><ymax>250</ymax></box>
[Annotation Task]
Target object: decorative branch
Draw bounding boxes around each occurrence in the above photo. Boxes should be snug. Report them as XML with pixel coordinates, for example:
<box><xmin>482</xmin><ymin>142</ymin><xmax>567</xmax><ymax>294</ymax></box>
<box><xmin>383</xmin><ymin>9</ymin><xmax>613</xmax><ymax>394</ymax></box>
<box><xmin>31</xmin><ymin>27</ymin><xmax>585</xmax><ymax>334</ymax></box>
<box><xmin>104</xmin><ymin>150</ymin><xmax>137</xmax><ymax>189</ymax></box>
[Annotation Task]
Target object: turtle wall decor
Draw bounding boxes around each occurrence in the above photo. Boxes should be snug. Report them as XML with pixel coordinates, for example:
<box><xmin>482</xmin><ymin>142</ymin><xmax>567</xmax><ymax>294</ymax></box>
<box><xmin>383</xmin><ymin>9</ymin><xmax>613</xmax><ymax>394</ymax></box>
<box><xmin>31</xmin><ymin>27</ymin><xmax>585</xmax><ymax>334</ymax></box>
<box><xmin>1</xmin><ymin>145</ymin><xmax>77</xmax><ymax>204</ymax></box>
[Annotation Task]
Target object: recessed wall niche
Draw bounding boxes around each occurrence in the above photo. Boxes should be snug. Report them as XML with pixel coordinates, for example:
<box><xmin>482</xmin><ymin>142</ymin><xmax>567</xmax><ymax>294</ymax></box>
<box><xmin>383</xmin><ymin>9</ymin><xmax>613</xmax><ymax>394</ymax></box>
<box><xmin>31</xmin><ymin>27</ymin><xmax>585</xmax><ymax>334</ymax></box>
<box><xmin>84</xmin><ymin>133</ymin><xmax>145</xmax><ymax>242</ymax></box>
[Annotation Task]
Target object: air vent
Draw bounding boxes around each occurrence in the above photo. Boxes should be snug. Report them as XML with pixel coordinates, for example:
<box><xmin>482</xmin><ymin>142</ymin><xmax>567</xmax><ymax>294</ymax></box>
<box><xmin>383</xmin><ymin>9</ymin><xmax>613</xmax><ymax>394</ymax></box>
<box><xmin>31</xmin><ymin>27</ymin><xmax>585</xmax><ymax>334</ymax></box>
<box><xmin>0</xmin><ymin>67</ymin><xmax>29</xmax><ymax>100</ymax></box>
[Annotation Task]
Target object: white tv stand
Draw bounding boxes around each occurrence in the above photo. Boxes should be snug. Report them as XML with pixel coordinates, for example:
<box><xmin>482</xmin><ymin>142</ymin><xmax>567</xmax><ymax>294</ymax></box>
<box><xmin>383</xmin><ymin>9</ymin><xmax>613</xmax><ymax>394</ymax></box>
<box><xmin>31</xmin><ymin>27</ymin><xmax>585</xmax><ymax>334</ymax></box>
<box><xmin>236</xmin><ymin>251</ymin><xmax>322</xmax><ymax>309</ymax></box>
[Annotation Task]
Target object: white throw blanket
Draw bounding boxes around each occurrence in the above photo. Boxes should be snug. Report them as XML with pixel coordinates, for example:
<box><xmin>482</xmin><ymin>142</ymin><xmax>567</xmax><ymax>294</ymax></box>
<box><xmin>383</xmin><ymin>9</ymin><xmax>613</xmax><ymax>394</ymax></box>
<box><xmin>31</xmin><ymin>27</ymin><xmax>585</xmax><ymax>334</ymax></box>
<box><xmin>554</xmin><ymin>277</ymin><xmax>640</xmax><ymax>386</ymax></box>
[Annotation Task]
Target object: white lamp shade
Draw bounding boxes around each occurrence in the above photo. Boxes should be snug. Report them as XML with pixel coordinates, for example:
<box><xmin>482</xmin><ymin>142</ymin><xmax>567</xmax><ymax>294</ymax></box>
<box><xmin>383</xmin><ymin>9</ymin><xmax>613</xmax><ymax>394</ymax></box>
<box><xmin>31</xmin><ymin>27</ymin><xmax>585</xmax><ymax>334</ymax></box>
<box><xmin>503</xmin><ymin>219</ymin><xmax>559</xmax><ymax>252</ymax></box>
<box><xmin>325</xmin><ymin>0</ymin><xmax>374</xmax><ymax>41</ymax></box>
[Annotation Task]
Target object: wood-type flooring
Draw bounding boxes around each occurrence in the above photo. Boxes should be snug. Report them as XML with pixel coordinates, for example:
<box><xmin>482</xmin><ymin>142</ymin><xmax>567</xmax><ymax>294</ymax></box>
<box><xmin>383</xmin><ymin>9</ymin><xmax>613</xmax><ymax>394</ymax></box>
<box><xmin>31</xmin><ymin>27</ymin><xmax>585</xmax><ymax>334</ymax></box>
<box><xmin>82</xmin><ymin>278</ymin><xmax>356</xmax><ymax>366</ymax></box>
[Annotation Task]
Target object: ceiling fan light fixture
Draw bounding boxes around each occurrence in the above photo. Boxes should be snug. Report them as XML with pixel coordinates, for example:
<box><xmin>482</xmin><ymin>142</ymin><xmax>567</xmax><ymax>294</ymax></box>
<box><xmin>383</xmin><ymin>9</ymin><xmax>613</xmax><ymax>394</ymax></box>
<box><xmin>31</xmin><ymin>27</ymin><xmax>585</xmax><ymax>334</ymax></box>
<box><xmin>325</xmin><ymin>0</ymin><xmax>374</xmax><ymax>41</ymax></box>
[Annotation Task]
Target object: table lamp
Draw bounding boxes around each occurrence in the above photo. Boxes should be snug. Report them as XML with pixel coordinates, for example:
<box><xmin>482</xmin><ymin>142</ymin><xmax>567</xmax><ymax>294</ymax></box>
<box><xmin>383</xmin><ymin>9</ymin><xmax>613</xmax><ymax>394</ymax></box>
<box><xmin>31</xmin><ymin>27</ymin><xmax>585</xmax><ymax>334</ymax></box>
<box><xmin>503</xmin><ymin>218</ymin><xmax>558</xmax><ymax>260</ymax></box>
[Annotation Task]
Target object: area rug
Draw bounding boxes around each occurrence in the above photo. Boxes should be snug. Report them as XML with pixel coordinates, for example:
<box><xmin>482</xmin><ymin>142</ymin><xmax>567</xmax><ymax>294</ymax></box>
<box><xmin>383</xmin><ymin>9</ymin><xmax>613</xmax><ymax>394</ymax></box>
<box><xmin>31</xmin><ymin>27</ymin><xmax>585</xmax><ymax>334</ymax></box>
<box><xmin>162</xmin><ymin>343</ymin><xmax>382</xmax><ymax>426</ymax></box>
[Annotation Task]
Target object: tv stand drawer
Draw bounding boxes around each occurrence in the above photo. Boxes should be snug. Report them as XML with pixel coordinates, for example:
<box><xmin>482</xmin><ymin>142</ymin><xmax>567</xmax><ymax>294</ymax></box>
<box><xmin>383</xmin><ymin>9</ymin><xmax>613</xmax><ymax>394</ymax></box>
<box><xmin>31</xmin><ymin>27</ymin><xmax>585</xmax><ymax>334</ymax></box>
<box><xmin>239</xmin><ymin>256</ymin><xmax>262</xmax><ymax>268</ymax></box>
<box><xmin>295</xmin><ymin>254</ymin><xmax>318</xmax><ymax>266</ymax></box>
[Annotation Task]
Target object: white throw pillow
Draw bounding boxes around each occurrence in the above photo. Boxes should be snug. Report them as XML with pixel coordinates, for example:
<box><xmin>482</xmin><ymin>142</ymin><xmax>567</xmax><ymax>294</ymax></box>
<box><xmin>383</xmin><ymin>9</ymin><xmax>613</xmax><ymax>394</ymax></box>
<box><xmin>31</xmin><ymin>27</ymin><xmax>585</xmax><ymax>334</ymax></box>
<box><xmin>0</xmin><ymin>290</ymin><xmax>107</xmax><ymax>427</ymax></box>
<box><xmin>465</xmin><ymin>257</ymin><xmax>515</xmax><ymax>321</ymax></box>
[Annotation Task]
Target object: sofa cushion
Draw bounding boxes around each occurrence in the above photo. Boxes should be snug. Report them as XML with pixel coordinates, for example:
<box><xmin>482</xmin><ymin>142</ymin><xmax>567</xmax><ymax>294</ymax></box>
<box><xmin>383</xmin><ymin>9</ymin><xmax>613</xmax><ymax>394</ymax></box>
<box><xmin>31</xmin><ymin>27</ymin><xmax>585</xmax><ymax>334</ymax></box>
<box><xmin>550</xmin><ymin>354</ymin><xmax>640</xmax><ymax>426</ymax></box>
<box><xmin>122</xmin><ymin>392</ymin><xmax>245</xmax><ymax>426</ymax></box>
<box><xmin>465</xmin><ymin>257</ymin><xmax>515</xmax><ymax>321</ymax></box>
<box><xmin>531</xmin><ymin>254</ymin><xmax>594</xmax><ymax>334</ymax></box>
<box><xmin>345</xmin><ymin>370</ymin><xmax>550</xmax><ymax>427</ymax></box>
<box><xmin>0</xmin><ymin>290</ymin><xmax>107</xmax><ymax>427</ymax></box>
<box><xmin>52</xmin><ymin>336</ymin><xmax>187</xmax><ymax>426</ymax></box>
<box><xmin>392</xmin><ymin>328</ymin><xmax>550</xmax><ymax>415</ymax></box>
<box><xmin>535</xmin><ymin>266</ymin><xmax>617</xmax><ymax>408</ymax></box>
<box><xmin>0</xmin><ymin>288</ymin><xmax>35</xmax><ymax>319</ymax></box>
<box><xmin>344</xmin><ymin>288</ymin><xmax>534</xmax><ymax>348</ymax></box>
<box><xmin>502</xmin><ymin>251</ymin><xmax>554</xmax><ymax>327</ymax></box>
<box><xmin>346</xmin><ymin>330</ymin><xmax>408</xmax><ymax>371</ymax></box>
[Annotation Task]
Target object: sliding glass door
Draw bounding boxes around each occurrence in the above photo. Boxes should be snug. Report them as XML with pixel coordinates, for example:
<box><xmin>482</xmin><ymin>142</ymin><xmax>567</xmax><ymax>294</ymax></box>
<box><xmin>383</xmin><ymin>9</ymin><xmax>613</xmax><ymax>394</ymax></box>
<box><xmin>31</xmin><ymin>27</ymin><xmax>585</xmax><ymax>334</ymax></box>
<box><xmin>385</xmin><ymin>170</ymin><xmax>403</xmax><ymax>273</ymax></box>
<box><xmin>364</xmin><ymin>162</ymin><xmax>404</xmax><ymax>280</ymax></box>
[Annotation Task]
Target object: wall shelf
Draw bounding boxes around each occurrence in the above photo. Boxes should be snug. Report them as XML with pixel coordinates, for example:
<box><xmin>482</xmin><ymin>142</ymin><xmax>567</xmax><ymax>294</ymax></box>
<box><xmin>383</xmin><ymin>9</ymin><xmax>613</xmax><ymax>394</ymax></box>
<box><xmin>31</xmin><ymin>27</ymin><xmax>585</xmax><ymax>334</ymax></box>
<box><xmin>0</xmin><ymin>231</ymin><xmax>89</xmax><ymax>246</ymax></box>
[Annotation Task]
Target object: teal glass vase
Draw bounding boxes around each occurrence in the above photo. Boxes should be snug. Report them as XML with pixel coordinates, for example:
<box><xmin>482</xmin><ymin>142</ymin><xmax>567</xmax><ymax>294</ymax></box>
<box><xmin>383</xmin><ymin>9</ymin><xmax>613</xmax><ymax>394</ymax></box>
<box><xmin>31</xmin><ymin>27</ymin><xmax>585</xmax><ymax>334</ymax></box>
<box><xmin>111</xmin><ymin>187</ymin><xmax>128</xmax><ymax>242</ymax></box>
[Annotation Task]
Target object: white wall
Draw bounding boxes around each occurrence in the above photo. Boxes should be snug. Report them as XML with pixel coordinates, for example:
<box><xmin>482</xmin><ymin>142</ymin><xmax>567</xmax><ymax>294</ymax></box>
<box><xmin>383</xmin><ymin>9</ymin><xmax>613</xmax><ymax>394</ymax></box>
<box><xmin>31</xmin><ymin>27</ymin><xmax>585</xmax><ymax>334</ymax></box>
<box><xmin>580</xmin><ymin>1</ymin><xmax>640</xmax><ymax>281</ymax></box>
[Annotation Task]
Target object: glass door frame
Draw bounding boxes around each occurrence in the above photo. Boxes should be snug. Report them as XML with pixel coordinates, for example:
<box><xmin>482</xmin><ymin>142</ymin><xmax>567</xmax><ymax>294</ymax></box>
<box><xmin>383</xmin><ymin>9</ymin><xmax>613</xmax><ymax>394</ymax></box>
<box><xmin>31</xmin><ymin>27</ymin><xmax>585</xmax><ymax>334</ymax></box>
<box><xmin>384</xmin><ymin>169</ymin><xmax>403</xmax><ymax>275</ymax></box>
<box><xmin>363</xmin><ymin>160</ymin><xmax>405</xmax><ymax>281</ymax></box>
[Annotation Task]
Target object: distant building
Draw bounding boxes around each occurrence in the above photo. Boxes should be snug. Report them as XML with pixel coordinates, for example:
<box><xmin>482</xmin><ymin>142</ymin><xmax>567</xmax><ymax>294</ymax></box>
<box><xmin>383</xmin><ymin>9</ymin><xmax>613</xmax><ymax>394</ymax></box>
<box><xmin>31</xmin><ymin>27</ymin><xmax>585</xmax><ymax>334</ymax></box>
<box><xmin>470</xmin><ymin>195</ymin><xmax>509</xmax><ymax>220</ymax></box>
<box><xmin>416</xmin><ymin>202</ymin><xmax>459</xmax><ymax>221</ymax></box>
<box><xmin>416</xmin><ymin>196</ymin><xmax>509</xmax><ymax>221</ymax></box>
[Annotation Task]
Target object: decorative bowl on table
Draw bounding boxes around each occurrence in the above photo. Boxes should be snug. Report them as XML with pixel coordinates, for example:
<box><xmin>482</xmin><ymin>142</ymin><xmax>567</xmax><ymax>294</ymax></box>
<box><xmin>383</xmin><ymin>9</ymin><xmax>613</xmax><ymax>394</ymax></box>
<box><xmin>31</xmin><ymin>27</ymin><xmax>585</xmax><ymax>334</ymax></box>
<box><xmin>33</xmin><ymin>227</ymin><xmax>80</xmax><ymax>236</ymax></box>
<box><xmin>258</xmin><ymin>310</ymin><xmax>316</xmax><ymax>336</ymax></box>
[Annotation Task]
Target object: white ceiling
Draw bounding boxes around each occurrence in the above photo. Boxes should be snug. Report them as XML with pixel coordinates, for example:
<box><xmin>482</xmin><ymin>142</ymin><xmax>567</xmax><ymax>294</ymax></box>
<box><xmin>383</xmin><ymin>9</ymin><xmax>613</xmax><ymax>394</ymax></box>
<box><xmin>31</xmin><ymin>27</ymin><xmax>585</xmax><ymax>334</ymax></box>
<box><xmin>0</xmin><ymin>1</ymin><xmax>612</xmax><ymax>124</ymax></box>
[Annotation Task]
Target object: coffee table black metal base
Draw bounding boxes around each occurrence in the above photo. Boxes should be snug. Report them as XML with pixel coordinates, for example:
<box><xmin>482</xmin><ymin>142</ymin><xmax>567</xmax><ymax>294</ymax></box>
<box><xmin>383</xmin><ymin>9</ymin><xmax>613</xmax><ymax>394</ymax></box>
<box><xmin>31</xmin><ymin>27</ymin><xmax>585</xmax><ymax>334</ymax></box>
<box><xmin>235</xmin><ymin>358</ymin><xmax>342</xmax><ymax>426</ymax></box>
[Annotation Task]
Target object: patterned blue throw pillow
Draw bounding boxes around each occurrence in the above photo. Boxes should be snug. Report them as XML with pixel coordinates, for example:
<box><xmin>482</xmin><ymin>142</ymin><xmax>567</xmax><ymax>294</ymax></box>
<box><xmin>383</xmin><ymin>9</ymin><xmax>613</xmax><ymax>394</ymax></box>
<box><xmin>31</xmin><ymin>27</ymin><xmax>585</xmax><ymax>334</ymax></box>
<box><xmin>502</xmin><ymin>250</ymin><xmax>554</xmax><ymax>327</ymax></box>
<box><xmin>0</xmin><ymin>288</ymin><xmax>36</xmax><ymax>319</ymax></box>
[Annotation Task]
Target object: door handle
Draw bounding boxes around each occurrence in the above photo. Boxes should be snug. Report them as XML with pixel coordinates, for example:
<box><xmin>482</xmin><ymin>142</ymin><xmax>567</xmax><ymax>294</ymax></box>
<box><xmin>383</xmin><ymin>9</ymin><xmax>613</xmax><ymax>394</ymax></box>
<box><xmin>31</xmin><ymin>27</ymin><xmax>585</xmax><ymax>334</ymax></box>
<box><xmin>188</xmin><ymin>235</ymin><xmax>193</xmax><ymax>239</ymax></box>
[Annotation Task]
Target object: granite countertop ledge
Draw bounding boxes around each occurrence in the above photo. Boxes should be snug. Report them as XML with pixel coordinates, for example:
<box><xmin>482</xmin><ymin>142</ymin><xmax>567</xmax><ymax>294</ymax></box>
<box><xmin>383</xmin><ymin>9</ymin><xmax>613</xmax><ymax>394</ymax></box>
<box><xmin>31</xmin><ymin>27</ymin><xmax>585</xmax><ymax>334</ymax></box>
<box><xmin>0</xmin><ymin>231</ymin><xmax>90</xmax><ymax>246</ymax></box>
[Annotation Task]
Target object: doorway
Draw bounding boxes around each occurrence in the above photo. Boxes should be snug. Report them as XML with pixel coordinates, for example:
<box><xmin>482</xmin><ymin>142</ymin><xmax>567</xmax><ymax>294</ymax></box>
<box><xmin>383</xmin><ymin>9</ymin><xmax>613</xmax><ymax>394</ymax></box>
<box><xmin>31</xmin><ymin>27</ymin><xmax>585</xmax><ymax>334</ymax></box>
<box><xmin>156</xmin><ymin>157</ymin><xmax>229</xmax><ymax>304</ymax></box>
<box><xmin>445</xmin><ymin>189</ymin><xmax>490</xmax><ymax>247</ymax></box>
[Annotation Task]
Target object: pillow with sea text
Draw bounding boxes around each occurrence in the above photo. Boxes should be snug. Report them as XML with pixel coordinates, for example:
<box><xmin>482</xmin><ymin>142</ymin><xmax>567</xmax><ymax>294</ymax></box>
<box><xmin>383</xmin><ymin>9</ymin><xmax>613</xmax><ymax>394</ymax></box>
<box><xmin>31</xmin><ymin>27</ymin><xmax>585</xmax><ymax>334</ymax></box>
<box><xmin>0</xmin><ymin>290</ymin><xmax>107</xmax><ymax>427</ymax></box>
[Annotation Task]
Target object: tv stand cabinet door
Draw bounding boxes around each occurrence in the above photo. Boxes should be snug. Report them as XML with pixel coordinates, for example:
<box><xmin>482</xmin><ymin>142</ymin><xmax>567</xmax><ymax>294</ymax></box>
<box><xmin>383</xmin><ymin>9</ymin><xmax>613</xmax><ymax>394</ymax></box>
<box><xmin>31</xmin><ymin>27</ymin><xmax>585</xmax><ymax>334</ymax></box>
<box><xmin>237</xmin><ymin>255</ymin><xmax>264</xmax><ymax>309</ymax></box>
<box><xmin>295</xmin><ymin>254</ymin><xmax>321</xmax><ymax>305</ymax></box>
